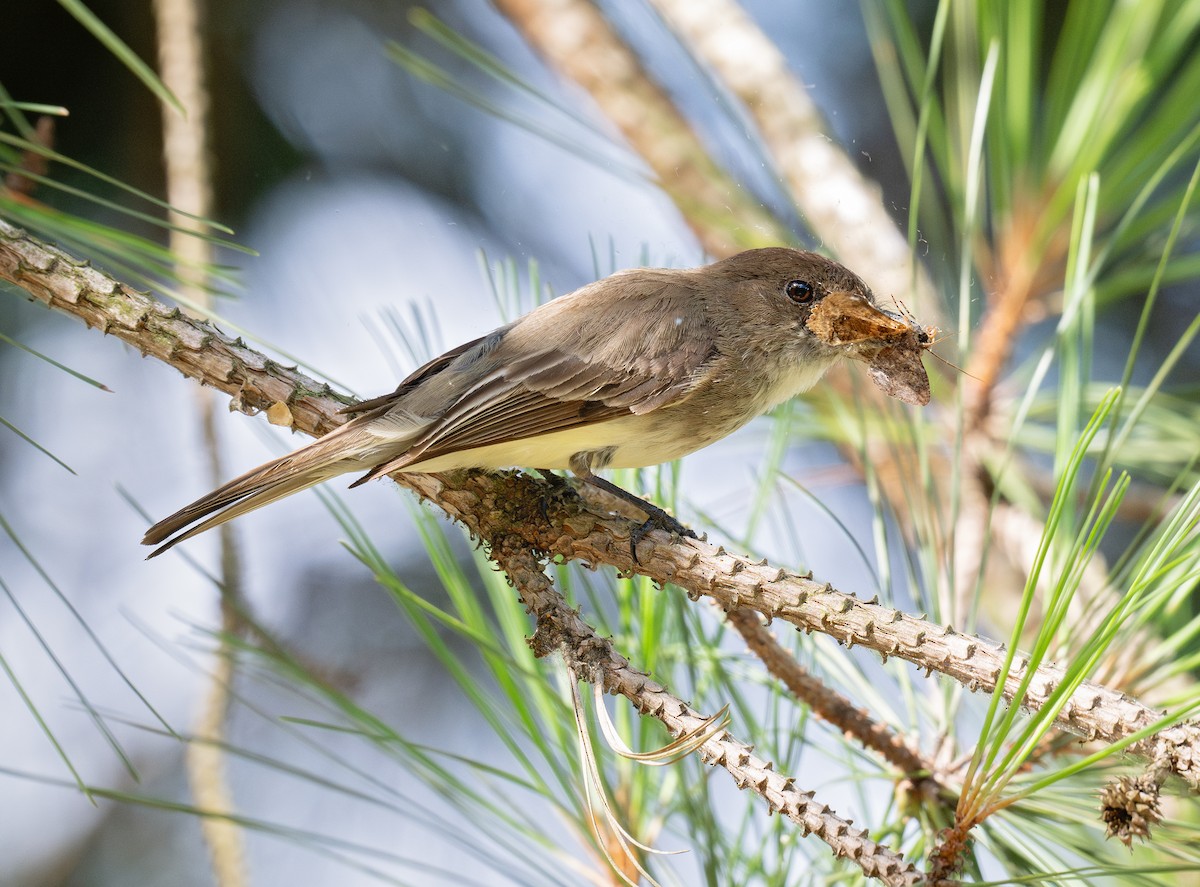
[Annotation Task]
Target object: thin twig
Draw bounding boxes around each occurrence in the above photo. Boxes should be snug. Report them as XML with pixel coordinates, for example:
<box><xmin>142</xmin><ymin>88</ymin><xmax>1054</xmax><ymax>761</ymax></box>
<box><xmin>963</xmin><ymin>213</ymin><xmax>1068</xmax><ymax>433</ymax></box>
<box><xmin>725</xmin><ymin>608</ymin><xmax>937</xmax><ymax>781</ymax></box>
<box><xmin>152</xmin><ymin>0</ymin><xmax>247</xmax><ymax>880</ymax></box>
<box><xmin>4</xmin><ymin>116</ymin><xmax>54</xmax><ymax>196</ymax></box>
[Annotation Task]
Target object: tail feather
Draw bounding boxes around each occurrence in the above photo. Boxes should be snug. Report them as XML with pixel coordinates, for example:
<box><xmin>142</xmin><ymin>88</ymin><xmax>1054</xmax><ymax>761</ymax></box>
<box><xmin>143</xmin><ymin>470</ymin><xmax>342</xmax><ymax>558</ymax></box>
<box><xmin>142</xmin><ymin>425</ymin><xmax>376</xmax><ymax>558</ymax></box>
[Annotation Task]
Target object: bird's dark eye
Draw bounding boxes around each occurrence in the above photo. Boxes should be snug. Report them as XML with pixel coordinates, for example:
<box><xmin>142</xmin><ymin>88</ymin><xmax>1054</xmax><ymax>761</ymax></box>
<box><xmin>785</xmin><ymin>279</ymin><xmax>815</xmax><ymax>304</ymax></box>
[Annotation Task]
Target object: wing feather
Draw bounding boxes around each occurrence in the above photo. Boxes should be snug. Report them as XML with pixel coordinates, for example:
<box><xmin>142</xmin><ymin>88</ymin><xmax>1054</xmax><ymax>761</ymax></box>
<box><xmin>353</xmin><ymin>277</ymin><xmax>719</xmax><ymax>481</ymax></box>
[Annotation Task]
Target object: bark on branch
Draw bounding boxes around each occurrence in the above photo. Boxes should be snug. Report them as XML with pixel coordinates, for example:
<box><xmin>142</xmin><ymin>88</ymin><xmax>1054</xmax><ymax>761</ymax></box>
<box><xmin>492</xmin><ymin>538</ymin><xmax>922</xmax><ymax>885</ymax></box>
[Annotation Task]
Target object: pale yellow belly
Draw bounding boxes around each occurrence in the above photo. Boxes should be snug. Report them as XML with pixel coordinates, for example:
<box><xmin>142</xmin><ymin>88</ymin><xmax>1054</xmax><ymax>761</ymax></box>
<box><xmin>394</xmin><ymin>352</ymin><xmax>835</xmax><ymax>474</ymax></box>
<box><xmin>397</xmin><ymin>413</ymin><xmax>699</xmax><ymax>473</ymax></box>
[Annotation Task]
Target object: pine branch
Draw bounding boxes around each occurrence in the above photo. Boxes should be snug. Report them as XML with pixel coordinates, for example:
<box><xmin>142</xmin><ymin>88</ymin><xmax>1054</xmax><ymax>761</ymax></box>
<box><xmin>492</xmin><ymin>537</ymin><xmax>923</xmax><ymax>886</ymax></box>
<box><xmin>4</xmin><ymin>216</ymin><xmax>1197</xmax><ymax>795</ymax></box>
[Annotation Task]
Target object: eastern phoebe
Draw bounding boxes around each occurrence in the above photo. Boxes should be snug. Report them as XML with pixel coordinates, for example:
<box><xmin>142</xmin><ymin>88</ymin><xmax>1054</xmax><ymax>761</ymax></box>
<box><xmin>144</xmin><ymin>247</ymin><xmax>930</xmax><ymax>557</ymax></box>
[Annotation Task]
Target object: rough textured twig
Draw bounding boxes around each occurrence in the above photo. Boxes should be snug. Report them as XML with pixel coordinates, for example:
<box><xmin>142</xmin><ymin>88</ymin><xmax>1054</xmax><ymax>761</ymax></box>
<box><xmin>725</xmin><ymin>608</ymin><xmax>936</xmax><ymax>781</ymax></box>
<box><xmin>490</xmin><ymin>537</ymin><xmax>922</xmax><ymax>885</ymax></box>
<box><xmin>3</xmin><ymin>217</ymin><xmax>1197</xmax><ymax>793</ymax></box>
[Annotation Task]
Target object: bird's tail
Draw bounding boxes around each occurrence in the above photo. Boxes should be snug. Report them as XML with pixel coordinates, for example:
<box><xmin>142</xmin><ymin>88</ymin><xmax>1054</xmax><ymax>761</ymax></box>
<box><xmin>142</xmin><ymin>424</ymin><xmax>380</xmax><ymax>558</ymax></box>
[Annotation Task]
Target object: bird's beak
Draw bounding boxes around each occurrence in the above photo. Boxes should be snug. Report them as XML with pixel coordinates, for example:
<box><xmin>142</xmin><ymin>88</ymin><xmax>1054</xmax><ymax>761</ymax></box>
<box><xmin>805</xmin><ymin>290</ymin><xmax>913</xmax><ymax>360</ymax></box>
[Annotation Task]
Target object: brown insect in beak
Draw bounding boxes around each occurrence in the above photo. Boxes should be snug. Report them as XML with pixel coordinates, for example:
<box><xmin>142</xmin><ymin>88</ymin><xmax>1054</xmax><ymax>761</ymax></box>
<box><xmin>806</xmin><ymin>291</ymin><xmax>935</xmax><ymax>406</ymax></box>
<box><xmin>805</xmin><ymin>290</ymin><xmax>912</xmax><ymax>350</ymax></box>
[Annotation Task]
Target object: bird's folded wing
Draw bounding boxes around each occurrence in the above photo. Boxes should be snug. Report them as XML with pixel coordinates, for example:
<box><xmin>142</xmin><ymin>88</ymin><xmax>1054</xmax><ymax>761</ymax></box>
<box><xmin>351</xmin><ymin>279</ymin><xmax>719</xmax><ymax>481</ymax></box>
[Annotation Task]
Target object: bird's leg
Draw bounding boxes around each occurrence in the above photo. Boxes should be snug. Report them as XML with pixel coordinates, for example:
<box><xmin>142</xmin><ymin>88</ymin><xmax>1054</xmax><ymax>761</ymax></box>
<box><xmin>568</xmin><ymin>453</ymin><xmax>697</xmax><ymax>564</ymax></box>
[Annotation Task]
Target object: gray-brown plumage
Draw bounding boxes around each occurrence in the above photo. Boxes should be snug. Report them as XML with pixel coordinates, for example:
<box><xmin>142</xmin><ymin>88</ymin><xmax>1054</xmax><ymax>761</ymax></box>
<box><xmin>143</xmin><ymin>248</ymin><xmax>929</xmax><ymax>557</ymax></box>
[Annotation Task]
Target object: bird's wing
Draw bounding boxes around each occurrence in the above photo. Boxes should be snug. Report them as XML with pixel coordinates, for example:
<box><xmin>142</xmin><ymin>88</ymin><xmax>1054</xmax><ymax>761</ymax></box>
<box><xmin>340</xmin><ymin>329</ymin><xmax>506</xmax><ymax>416</ymax></box>
<box><xmin>351</xmin><ymin>277</ymin><xmax>719</xmax><ymax>481</ymax></box>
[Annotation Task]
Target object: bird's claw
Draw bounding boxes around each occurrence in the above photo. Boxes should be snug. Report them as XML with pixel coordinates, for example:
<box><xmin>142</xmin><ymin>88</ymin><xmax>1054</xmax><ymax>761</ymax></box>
<box><xmin>629</xmin><ymin>509</ymin><xmax>697</xmax><ymax>564</ymax></box>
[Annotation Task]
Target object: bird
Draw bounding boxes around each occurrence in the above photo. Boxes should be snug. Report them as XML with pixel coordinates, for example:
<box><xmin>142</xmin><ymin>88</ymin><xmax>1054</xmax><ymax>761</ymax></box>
<box><xmin>143</xmin><ymin>247</ymin><xmax>928</xmax><ymax>558</ymax></box>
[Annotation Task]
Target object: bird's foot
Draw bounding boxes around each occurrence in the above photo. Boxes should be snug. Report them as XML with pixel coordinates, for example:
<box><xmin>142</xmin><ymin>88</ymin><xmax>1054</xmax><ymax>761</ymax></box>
<box><xmin>569</xmin><ymin>468</ymin><xmax>696</xmax><ymax>565</ymax></box>
<box><xmin>628</xmin><ymin>502</ymin><xmax>697</xmax><ymax>565</ymax></box>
